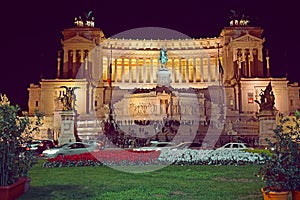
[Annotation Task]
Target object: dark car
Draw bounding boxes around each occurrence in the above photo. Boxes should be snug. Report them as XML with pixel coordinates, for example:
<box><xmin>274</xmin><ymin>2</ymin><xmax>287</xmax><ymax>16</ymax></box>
<box><xmin>22</xmin><ymin>139</ymin><xmax>56</xmax><ymax>155</ymax></box>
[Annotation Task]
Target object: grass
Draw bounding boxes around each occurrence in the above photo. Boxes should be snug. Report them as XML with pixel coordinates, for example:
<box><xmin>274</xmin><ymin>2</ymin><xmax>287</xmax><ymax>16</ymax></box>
<box><xmin>19</xmin><ymin>159</ymin><xmax>266</xmax><ymax>200</ymax></box>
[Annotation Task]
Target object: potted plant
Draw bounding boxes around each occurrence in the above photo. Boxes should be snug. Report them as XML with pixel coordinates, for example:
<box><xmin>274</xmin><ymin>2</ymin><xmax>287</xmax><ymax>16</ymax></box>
<box><xmin>0</xmin><ymin>94</ymin><xmax>41</xmax><ymax>200</ymax></box>
<box><xmin>287</xmin><ymin>110</ymin><xmax>300</xmax><ymax>200</ymax></box>
<box><xmin>259</xmin><ymin>111</ymin><xmax>300</xmax><ymax>200</ymax></box>
<box><xmin>259</xmin><ymin>112</ymin><xmax>295</xmax><ymax>200</ymax></box>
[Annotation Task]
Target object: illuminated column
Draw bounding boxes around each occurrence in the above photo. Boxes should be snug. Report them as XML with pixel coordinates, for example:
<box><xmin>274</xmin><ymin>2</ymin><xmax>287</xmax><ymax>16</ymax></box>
<box><xmin>179</xmin><ymin>58</ymin><xmax>182</xmax><ymax>83</ymax></box>
<box><xmin>237</xmin><ymin>49</ymin><xmax>242</xmax><ymax>78</ymax></box>
<box><xmin>185</xmin><ymin>58</ymin><xmax>188</xmax><ymax>82</ymax></box>
<box><xmin>56</xmin><ymin>51</ymin><xmax>61</xmax><ymax>78</ymax></box>
<box><xmin>200</xmin><ymin>57</ymin><xmax>204</xmax><ymax>82</ymax></box>
<box><xmin>72</xmin><ymin>50</ymin><xmax>76</xmax><ymax>63</ymax></box>
<box><xmin>266</xmin><ymin>49</ymin><xmax>270</xmax><ymax>77</ymax></box>
<box><xmin>136</xmin><ymin>58</ymin><xmax>139</xmax><ymax>83</ymax></box>
<box><xmin>129</xmin><ymin>58</ymin><xmax>132</xmax><ymax>83</ymax></box>
<box><xmin>150</xmin><ymin>58</ymin><xmax>153</xmax><ymax>83</ymax></box>
<box><xmin>207</xmin><ymin>56</ymin><xmax>211</xmax><ymax>82</ymax></box>
<box><xmin>68</xmin><ymin>50</ymin><xmax>73</xmax><ymax>77</ymax></box>
<box><xmin>193</xmin><ymin>57</ymin><xmax>196</xmax><ymax>83</ymax></box>
<box><xmin>97</xmin><ymin>54</ymin><xmax>102</xmax><ymax>82</ymax></box>
<box><xmin>114</xmin><ymin>58</ymin><xmax>118</xmax><ymax>83</ymax></box>
<box><xmin>80</xmin><ymin>50</ymin><xmax>84</xmax><ymax>63</ymax></box>
<box><xmin>88</xmin><ymin>51</ymin><xmax>93</xmax><ymax>76</ymax></box>
<box><xmin>248</xmin><ymin>50</ymin><xmax>253</xmax><ymax>77</ymax></box>
<box><xmin>143</xmin><ymin>58</ymin><xmax>146</xmax><ymax>83</ymax></box>
<box><xmin>85</xmin><ymin>51</ymin><xmax>88</xmax><ymax>76</ymax></box>
<box><xmin>242</xmin><ymin>49</ymin><xmax>246</xmax><ymax>77</ymax></box>
<box><xmin>214</xmin><ymin>57</ymin><xmax>218</xmax><ymax>82</ymax></box>
<box><xmin>171</xmin><ymin>57</ymin><xmax>175</xmax><ymax>83</ymax></box>
<box><xmin>121</xmin><ymin>57</ymin><xmax>125</xmax><ymax>83</ymax></box>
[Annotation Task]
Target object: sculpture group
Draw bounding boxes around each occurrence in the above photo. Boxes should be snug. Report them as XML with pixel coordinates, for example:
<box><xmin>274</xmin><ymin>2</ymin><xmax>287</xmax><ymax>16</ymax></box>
<box><xmin>60</xmin><ymin>86</ymin><xmax>80</xmax><ymax>111</ymax></box>
<box><xmin>255</xmin><ymin>82</ymin><xmax>275</xmax><ymax>111</ymax></box>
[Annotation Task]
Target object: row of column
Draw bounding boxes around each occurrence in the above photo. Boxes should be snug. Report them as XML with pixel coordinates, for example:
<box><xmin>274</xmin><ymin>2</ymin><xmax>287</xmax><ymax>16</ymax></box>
<box><xmin>233</xmin><ymin>48</ymin><xmax>261</xmax><ymax>78</ymax></box>
<box><xmin>62</xmin><ymin>50</ymin><xmax>89</xmax><ymax>78</ymax></box>
<box><xmin>105</xmin><ymin>56</ymin><xmax>222</xmax><ymax>84</ymax></box>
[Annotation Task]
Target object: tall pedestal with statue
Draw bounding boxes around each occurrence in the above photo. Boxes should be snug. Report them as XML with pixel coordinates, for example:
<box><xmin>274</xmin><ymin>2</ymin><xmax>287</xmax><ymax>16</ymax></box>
<box><xmin>157</xmin><ymin>45</ymin><xmax>171</xmax><ymax>87</ymax></box>
<box><xmin>257</xmin><ymin>110</ymin><xmax>277</xmax><ymax>146</ymax></box>
<box><xmin>58</xmin><ymin>86</ymin><xmax>79</xmax><ymax>145</ymax></box>
<box><xmin>58</xmin><ymin>110</ymin><xmax>77</xmax><ymax>144</ymax></box>
<box><xmin>255</xmin><ymin>82</ymin><xmax>277</xmax><ymax>146</ymax></box>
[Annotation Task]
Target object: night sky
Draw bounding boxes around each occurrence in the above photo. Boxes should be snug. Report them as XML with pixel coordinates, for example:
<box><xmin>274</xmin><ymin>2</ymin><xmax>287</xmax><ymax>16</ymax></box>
<box><xmin>0</xmin><ymin>0</ymin><xmax>298</xmax><ymax>110</ymax></box>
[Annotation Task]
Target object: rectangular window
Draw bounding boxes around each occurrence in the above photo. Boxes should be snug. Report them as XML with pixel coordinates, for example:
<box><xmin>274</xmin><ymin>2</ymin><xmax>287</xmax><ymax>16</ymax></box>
<box><xmin>35</xmin><ymin>101</ymin><xmax>39</xmax><ymax>107</ymax></box>
<box><xmin>248</xmin><ymin>93</ymin><xmax>254</xmax><ymax>103</ymax></box>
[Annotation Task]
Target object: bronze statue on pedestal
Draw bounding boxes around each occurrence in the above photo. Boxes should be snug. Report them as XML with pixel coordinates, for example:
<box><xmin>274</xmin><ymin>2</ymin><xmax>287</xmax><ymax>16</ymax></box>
<box><xmin>255</xmin><ymin>82</ymin><xmax>275</xmax><ymax>111</ymax></box>
<box><xmin>60</xmin><ymin>86</ymin><xmax>80</xmax><ymax>111</ymax></box>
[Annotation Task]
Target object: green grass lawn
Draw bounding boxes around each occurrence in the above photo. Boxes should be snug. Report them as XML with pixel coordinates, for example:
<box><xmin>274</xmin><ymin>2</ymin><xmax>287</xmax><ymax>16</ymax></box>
<box><xmin>19</xmin><ymin>159</ymin><xmax>266</xmax><ymax>200</ymax></box>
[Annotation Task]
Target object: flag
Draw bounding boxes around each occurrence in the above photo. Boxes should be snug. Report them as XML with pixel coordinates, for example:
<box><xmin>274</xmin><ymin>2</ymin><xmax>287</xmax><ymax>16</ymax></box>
<box><xmin>107</xmin><ymin>63</ymin><xmax>112</xmax><ymax>87</ymax></box>
<box><xmin>218</xmin><ymin>58</ymin><xmax>224</xmax><ymax>77</ymax></box>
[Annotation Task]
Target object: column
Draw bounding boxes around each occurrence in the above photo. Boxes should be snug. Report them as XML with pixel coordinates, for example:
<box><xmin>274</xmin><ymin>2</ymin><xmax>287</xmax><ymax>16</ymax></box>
<box><xmin>143</xmin><ymin>58</ymin><xmax>146</xmax><ymax>83</ymax></box>
<box><xmin>121</xmin><ymin>57</ymin><xmax>125</xmax><ymax>83</ymax></box>
<box><xmin>72</xmin><ymin>50</ymin><xmax>77</xmax><ymax>78</ymax></box>
<box><xmin>171</xmin><ymin>57</ymin><xmax>175</xmax><ymax>84</ymax></box>
<box><xmin>185</xmin><ymin>58</ymin><xmax>189</xmax><ymax>83</ymax></box>
<box><xmin>99</xmin><ymin>55</ymin><xmax>103</xmax><ymax>81</ymax></box>
<box><xmin>85</xmin><ymin>51</ymin><xmax>88</xmax><ymax>78</ymax></box>
<box><xmin>266</xmin><ymin>54</ymin><xmax>270</xmax><ymax>77</ymax></box>
<box><xmin>68</xmin><ymin>50</ymin><xmax>74</xmax><ymax>78</ymax></box>
<box><xmin>56</xmin><ymin>51</ymin><xmax>61</xmax><ymax>78</ymax></box>
<box><xmin>200</xmin><ymin>57</ymin><xmax>204</xmax><ymax>82</ymax></box>
<box><xmin>114</xmin><ymin>58</ymin><xmax>118</xmax><ymax>83</ymax></box>
<box><xmin>242</xmin><ymin>48</ymin><xmax>245</xmax><ymax>77</ymax></box>
<box><xmin>248</xmin><ymin>50</ymin><xmax>252</xmax><ymax>77</ymax></box>
<box><xmin>193</xmin><ymin>58</ymin><xmax>196</xmax><ymax>83</ymax></box>
<box><xmin>129</xmin><ymin>58</ymin><xmax>132</xmax><ymax>83</ymax></box>
<box><xmin>80</xmin><ymin>50</ymin><xmax>84</xmax><ymax>63</ymax></box>
<box><xmin>88</xmin><ymin>51</ymin><xmax>92</xmax><ymax>77</ymax></box>
<box><xmin>207</xmin><ymin>56</ymin><xmax>211</xmax><ymax>82</ymax></box>
<box><xmin>136</xmin><ymin>58</ymin><xmax>139</xmax><ymax>83</ymax></box>
<box><xmin>179</xmin><ymin>58</ymin><xmax>182</xmax><ymax>83</ymax></box>
<box><xmin>150</xmin><ymin>58</ymin><xmax>153</xmax><ymax>83</ymax></box>
<box><xmin>237</xmin><ymin>49</ymin><xmax>242</xmax><ymax>78</ymax></box>
<box><xmin>215</xmin><ymin>57</ymin><xmax>218</xmax><ymax>82</ymax></box>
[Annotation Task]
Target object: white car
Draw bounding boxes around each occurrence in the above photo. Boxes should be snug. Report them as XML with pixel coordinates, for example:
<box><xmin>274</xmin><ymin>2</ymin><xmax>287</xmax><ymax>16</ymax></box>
<box><xmin>216</xmin><ymin>142</ymin><xmax>252</xmax><ymax>150</ymax></box>
<box><xmin>42</xmin><ymin>142</ymin><xmax>98</xmax><ymax>158</ymax></box>
<box><xmin>132</xmin><ymin>141</ymin><xmax>177</xmax><ymax>151</ymax></box>
<box><xmin>170</xmin><ymin>142</ymin><xmax>203</xmax><ymax>150</ymax></box>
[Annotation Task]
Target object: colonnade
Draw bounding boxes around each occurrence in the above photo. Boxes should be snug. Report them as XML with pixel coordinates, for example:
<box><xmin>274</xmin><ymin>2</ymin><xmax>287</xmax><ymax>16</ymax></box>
<box><xmin>102</xmin><ymin>55</ymin><xmax>222</xmax><ymax>84</ymax></box>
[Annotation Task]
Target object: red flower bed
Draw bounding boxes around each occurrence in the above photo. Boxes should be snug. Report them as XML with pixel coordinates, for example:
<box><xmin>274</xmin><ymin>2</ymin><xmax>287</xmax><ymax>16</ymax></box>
<box><xmin>43</xmin><ymin>149</ymin><xmax>161</xmax><ymax>168</ymax></box>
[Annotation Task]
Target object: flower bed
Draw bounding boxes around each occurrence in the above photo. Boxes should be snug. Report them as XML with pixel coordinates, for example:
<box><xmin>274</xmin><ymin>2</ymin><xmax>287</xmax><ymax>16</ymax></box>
<box><xmin>43</xmin><ymin>149</ymin><xmax>264</xmax><ymax>168</ymax></box>
<box><xmin>43</xmin><ymin>150</ymin><xmax>161</xmax><ymax>168</ymax></box>
<box><xmin>158</xmin><ymin>149</ymin><xmax>265</xmax><ymax>165</ymax></box>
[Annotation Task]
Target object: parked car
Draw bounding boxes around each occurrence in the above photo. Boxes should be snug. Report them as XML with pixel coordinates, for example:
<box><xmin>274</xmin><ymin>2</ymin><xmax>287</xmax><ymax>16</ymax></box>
<box><xmin>170</xmin><ymin>142</ymin><xmax>203</xmax><ymax>150</ymax></box>
<box><xmin>216</xmin><ymin>142</ymin><xmax>252</xmax><ymax>150</ymax></box>
<box><xmin>132</xmin><ymin>141</ymin><xmax>177</xmax><ymax>151</ymax></box>
<box><xmin>21</xmin><ymin>139</ymin><xmax>56</xmax><ymax>155</ymax></box>
<box><xmin>42</xmin><ymin>142</ymin><xmax>98</xmax><ymax>158</ymax></box>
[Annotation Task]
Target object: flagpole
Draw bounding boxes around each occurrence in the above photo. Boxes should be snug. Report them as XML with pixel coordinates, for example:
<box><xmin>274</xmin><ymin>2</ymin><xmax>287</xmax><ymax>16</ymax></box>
<box><xmin>109</xmin><ymin>44</ymin><xmax>113</xmax><ymax>125</ymax></box>
<box><xmin>217</xmin><ymin>43</ymin><xmax>225</xmax><ymax>123</ymax></box>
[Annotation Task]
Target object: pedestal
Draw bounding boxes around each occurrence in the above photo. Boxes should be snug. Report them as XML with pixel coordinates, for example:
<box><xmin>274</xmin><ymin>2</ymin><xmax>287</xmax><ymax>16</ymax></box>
<box><xmin>58</xmin><ymin>110</ymin><xmax>76</xmax><ymax>145</ymax></box>
<box><xmin>257</xmin><ymin>110</ymin><xmax>277</xmax><ymax>147</ymax></box>
<box><xmin>157</xmin><ymin>67</ymin><xmax>171</xmax><ymax>87</ymax></box>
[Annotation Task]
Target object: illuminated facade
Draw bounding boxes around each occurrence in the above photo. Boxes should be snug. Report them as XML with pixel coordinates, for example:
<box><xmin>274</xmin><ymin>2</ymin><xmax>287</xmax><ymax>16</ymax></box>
<box><xmin>28</xmin><ymin>16</ymin><xmax>300</xmax><ymax>143</ymax></box>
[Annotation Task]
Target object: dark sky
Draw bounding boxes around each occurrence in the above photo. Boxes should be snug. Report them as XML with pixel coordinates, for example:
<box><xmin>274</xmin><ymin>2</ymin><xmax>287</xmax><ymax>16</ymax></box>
<box><xmin>0</xmin><ymin>0</ymin><xmax>298</xmax><ymax>110</ymax></box>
